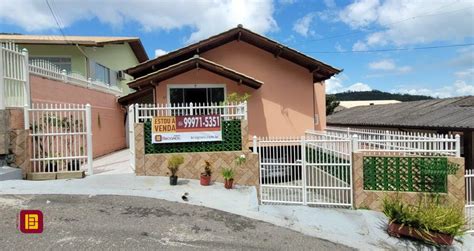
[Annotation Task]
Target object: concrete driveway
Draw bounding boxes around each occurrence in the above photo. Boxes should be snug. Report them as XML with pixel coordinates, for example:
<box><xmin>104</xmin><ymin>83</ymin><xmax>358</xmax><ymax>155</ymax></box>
<box><xmin>0</xmin><ymin>194</ymin><xmax>353</xmax><ymax>250</ymax></box>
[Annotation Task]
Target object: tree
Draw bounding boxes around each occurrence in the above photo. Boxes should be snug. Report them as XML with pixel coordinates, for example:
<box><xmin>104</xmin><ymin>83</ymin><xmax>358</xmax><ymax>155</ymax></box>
<box><xmin>326</xmin><ymin>95</ymin><xmax>340</xmax><ymax>115</ymax></box>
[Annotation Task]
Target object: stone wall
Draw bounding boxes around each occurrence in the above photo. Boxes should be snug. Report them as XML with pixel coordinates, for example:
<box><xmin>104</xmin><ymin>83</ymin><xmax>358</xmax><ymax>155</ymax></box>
<box><xmin>353</xmin><ymin>152</ymin><xmax>465</xmax><ymax>211</ymax></box>
<box><xmin>134</xmin><ymin>122</ymin><xmax>260</xmax><ymax>187</ymax></box>
<box><xmin>1</xmin><ymin>108</ymin><xmax>30</xmax><ymax>178</ymax></box>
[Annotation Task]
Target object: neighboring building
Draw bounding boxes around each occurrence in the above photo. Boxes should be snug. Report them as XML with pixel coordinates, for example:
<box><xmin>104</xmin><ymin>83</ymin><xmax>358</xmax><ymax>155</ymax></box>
<box><xmin>327</xmin><ymin>96</ymin><xmax>474</xmax><ymax>169</ymax></box>
<box><xmin>335</xmin><ymin>100</ymin><xmax>401</xmax><ymax>112</ymax></box>
<box><xmin>0</xmin><ymin>34</ymin><xmax>148</xmax><ymax>94</ymax></box>
<box><xmin>119</xmin><ymin>25</ymin><xmax>340</xmax><ymax>137</ymax></box>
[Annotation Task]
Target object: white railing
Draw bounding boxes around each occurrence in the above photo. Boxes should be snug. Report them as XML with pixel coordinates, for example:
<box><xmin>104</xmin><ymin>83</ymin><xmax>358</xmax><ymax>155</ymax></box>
<box><xmin>322</xmin><ymin>127</ymin><xmax>460</xmax><ymax>157</ymax></box>
<box><xmin>466</xmin><ymin>169</ymin><xmax>474</xmax><ymax>233</ymax></box>
<box><xmin>29</xmin><ymin>59</ymin><xmax>122</xmax><ymax>95</ymax></box>
<box><xmin>133</xmin><ymin>102</ymin><xmax>247</xmax><ymax>123</ymax></box>
<box><xmin>25</xmin><ymin>103</ymin><xmax>93</xmax><ymax>175</ymax></box>
<box><xmin>0</xmin><ymin>42</ymin><xmax>30</xmax><ymax>108</ymax></box>
<box><xmin>254</xmin><ymin>134</ymin><xmax>354</xmax><ymax>207</ymax></box>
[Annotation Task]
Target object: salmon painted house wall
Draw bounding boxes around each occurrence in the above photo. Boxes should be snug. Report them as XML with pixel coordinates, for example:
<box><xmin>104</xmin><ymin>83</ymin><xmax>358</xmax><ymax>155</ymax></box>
<box><xmin>30</xmin><ymin>75</ymin><xmax>127</xmax><ymax>157</ymax></box>
<box><xmin>154</xmin><ymin>40</ymin><xmax>326</xmax><ymax>138</ymax></box>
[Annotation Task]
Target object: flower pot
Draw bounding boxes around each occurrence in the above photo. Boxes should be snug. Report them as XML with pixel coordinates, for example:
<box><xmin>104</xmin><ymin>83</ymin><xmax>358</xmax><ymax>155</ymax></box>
<box><xmin>169</xmin><ymin>176</ymin><xmax>178</xmax><ymax>186</ymax></box>
<box><xmin>387</xmin><ymin>222</ymin><xmax>454</xmax><ymax>246</ymax></box>
<box><xmin>200</xmin><ymin>174</ymin><xmax>211</xmax><ymax>186</ymax></box>
<box><xmin>224</xmin><ymin>179</ymin><xmax>233</xmax><ymax>189</ymax></box>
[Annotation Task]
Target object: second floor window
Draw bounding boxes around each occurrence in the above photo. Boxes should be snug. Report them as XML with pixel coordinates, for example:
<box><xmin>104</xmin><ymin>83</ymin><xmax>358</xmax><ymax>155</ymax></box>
<box><xmin>94</xmin><ymin>63</ymin><xmax>110</xmax><ymax>84</ymax></box>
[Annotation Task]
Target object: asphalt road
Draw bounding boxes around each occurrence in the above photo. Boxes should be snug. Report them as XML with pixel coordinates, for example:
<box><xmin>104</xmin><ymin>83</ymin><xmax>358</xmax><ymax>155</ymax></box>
<box><xmin>0</xmin><ymin>194</ymin><xmax>354</xmax><ymax>250</ymax></box>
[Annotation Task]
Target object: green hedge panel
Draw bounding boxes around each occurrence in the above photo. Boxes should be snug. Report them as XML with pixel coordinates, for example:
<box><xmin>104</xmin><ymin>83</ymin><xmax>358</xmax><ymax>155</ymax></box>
<box><xmin>363</xmin><ymin>156</ymin><xmax>458</xmax><ymax>193</ymax></box>
<box><xmin>144</xmin><ymin>120</ymin><xmax>242</xmax><ymax>154</ymax></box>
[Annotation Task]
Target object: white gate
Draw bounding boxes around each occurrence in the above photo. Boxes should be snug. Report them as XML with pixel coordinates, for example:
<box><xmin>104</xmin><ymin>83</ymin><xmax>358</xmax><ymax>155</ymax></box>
<box><xmin>256</xmin><ymin>132</ymin><xmax>354</xmax><ymax>207</ymax></box>
<box><xmin>466</xmin><ymin>169</ymin><xmax>474</xmax><ymax>233</ymax></box>
<box><xmin>25</xmin><ymin>103</ymin><xmax>93</xmax><ymax>175</ymax></box>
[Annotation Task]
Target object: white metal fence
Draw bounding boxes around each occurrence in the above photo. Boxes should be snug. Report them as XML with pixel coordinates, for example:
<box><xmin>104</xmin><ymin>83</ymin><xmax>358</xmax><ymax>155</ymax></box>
<box><xmin>0</xmin><ymin>42</ymin><xmax>29</xmax><ymax>108</ymax></box>
<box><xmin>29</xmin><ymin>59</ymin><xmax>122</xmax><ymax>95</ymax></box>
<box><xmin>466</xmin><ymin>169</ymin><xmax>474</xmax><ymax>233</ymax></box>
<box><xmin>25</xmin><ymin>103</ymin><xmax>93</xmax><ymax>175</ymax></box>
<box><xmin>323</xmin><ymin>127</ymin><xmax>460</xmax><ymax>157</ymax></box>
<box><xmin>133</xmin><ymin>102</ymin><xmax>247</xmax><ymax>123</ymax></box>
<box><xmin>254</xmin><ymin>132</ymin><xmax>354</xmax><ymax>207</ymax></box>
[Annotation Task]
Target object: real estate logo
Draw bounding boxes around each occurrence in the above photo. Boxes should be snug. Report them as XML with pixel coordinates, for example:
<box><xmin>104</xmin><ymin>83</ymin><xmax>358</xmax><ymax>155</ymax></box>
<box><xmin>19</xmin><ymin>210</ymin><xmax>43</xmax><ymax>234</ymax></box>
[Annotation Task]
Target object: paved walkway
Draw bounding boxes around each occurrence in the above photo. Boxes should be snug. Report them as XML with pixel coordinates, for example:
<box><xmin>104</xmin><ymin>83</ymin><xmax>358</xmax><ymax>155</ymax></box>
<box><xmin>1</xmin><ymin>149</ymin><xmax>472</xmax><ymax>250</ymax></box>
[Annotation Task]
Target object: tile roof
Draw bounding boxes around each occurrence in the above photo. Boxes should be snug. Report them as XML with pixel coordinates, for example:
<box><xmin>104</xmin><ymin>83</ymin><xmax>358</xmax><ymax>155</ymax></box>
<box><xmin>327</xmin><ymin>96</ymin><xmax>474</xmax><ymax>130</ymax></box>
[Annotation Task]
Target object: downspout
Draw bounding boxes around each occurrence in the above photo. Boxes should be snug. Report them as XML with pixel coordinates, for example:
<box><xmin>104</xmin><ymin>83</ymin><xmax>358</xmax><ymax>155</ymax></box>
<box><xmin>74</xmin><ymin>44</ymin><xmax>91</xmax><ymax>78</ymax></box>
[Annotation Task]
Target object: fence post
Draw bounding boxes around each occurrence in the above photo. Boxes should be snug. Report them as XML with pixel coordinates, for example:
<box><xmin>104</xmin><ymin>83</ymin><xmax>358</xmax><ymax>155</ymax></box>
<box><xmin>0</xmin><ymin>45</ymin><xmax>4</xmax><ymax>110</ymax></box>
<box><xmin>23</xmin><ymin>104</ymin><xmax>29</xmax><ymax>130</ymax></box>
<box><xmin>85</xmin><ymin>104</ymin><xmax>93</xmax><ymax>175</ymax></box>
<box><xmin>61</xmin><ymin>69</ymin><xmax>67</xmax><ymax>82</ymax></box>
<box><xmin>301</xmin><ymin>136</ymin><xmax>307</xmax><ymax>205</ymax></box>
<box><xmin>189</xmin><ymin>102</ymin><xmax>194</xmax><ymax>116</ymax></box>
<box><xmin>21</xmin><ymin>48</ymin><xmax>30</xmax><ymax>107</ymax></box>
<box><xmin>455</xmin><ymin>134</ymin><xmax>461</xmax><ymax>157</ymax></box>
<box><xmin>351</xmin><ymin>134</ymin><xmax>359</xmax><ymax>152</ymax></box>
<box><xmin>252</xmin><ymin>135</ymin><xmax>257</xmax><ymax>153</ymax></box>
<box><xmin>243</xmin><ymin>101</ymin><xmax>248</xmax><ymax>120</ymax></box>
<box><xmin>129</xmin><ymin>104</ymin><xmax>135</xmax><ymax>170</ymax></box>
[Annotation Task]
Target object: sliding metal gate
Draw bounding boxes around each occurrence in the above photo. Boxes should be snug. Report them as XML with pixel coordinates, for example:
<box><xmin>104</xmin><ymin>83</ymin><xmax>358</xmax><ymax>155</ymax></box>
<box><xmin>256</xmin><ymin>133</ymin><xmax>353</xmax><ymax>207</ymax></box>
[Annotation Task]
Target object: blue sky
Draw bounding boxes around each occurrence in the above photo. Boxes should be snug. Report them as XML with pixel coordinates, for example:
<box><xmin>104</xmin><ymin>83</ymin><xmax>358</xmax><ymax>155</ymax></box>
<box><xmin>1</xmin><ymin>0</ymin><xmax>473</xmax><ymax>97</ymax></box>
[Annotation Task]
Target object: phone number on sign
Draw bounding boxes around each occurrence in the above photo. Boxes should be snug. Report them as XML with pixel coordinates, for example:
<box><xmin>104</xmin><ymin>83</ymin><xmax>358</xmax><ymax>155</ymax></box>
<box><xmin>178</xmin><ymin>115</ymin><xmax>221</xmax><ymax>129</ymax></box>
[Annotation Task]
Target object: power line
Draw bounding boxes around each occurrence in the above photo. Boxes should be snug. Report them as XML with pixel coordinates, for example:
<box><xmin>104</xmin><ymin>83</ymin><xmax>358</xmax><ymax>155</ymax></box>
<box><xmin>45</xmin><ymin>0</ymin><xmax>69</xmax><ymax>43</ymax></box>
<box><xmin>303</xmin><ymin>43</ymin><xmax>474</xmax><ymax>54</ymax></box>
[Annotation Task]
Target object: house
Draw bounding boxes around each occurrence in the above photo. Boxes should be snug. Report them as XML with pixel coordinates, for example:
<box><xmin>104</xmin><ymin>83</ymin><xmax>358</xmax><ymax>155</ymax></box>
<box><xmin>334</xmin><ymin>100</ymin><xmax>401</xmax><ymax>112</ymax></box>
<box><xmin>327</xmin><ymin>96</ymin><xmax>474</xmax><ymax>169</ymax></box>
<box><xmin>0</xmin><ymin>34</ymin><xmax>148</xmax><ymax>94</ymax></box>
<box><xmin>118</xmin><ymin>25</ymin><xmax>341</xmax><ymax>138</ymax></box>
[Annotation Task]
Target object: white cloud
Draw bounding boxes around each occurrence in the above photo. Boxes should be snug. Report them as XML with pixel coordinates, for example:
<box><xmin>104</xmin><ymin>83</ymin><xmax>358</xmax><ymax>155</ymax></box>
<box><xmin>323</xmin><ymin>0</ymin><xmax>336</xmax><ymax>8</ymax></box>
<box><xmin>339</xmin><ymin>0</ymin><xmax>474</xmax><ymax>48</ymax></box>
<box><xmin>392</xmin><ymin>80</ymin><xmax>474</xmax><ymax>98</ymax></box>
<box><xmin>0</xmin><ymin>0</ymin><xmax>277</xmax><ymax>43</ymax></box>
<box><xmin>455</xmin><ymin>68</ymin><xmax>474</xmax><ymax>79</ymax></box>
<box><xmin>334</xmin><ymin>42</ymin><xmax>345</xmax><ymax>52</ymax></box>
<box><xmin>369</xmin><ymin>59</ymin><xmax>396</xmax><ymax>70</ymax></box>
<box><xmin>326</xmin><ymin>76</ymin><xmax>372</xmax><ymax>94</ymax></box>
<box><xmin>368</xmin><ymin>59</ymin><xmax>412</xmax><ymax>73</ymax></box>
<box><xmin>154</xmin><ymin>49</ymin><xmax>168</xmax><ymax>58</ymax></box>
<box><xmin>293</xmin><ymin>13</ymin><xmax>316</xmax><ymax>37</ymax></box>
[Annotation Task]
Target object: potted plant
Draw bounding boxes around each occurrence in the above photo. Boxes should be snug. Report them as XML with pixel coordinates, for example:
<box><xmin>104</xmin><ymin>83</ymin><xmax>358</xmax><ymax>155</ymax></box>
<box><xmin>382</xmin><ymin>195</ymin><xmax>465</xmax><ymax>246</ymax></box>
<box><xmin>167</xmin><ymin>155</ymin><xmax>184</xmax><ymax>186</ymax></box>
<box><xmin>200</xmin><ymin>161</ymin><xmax>212</xmax><ymax>186</ymax></box>
<box><xmin>221</xmin><ymin>167</ymin><xmax>235</xmax><ymax>189</ymax></box>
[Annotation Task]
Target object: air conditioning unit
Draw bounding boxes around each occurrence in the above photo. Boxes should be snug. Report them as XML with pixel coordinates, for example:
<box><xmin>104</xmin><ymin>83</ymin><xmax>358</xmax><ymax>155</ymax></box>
<box><xmin>117</xmin><ymin>70</ymin><xmax>126</xmax><ymax>80</ymax></box>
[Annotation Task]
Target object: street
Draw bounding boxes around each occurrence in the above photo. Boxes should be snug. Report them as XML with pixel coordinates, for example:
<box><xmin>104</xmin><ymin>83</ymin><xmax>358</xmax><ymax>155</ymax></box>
<box><xmin>0</xmin><ymin>194</ymin><xmax>353</xmax><ymax>250</ymax></box>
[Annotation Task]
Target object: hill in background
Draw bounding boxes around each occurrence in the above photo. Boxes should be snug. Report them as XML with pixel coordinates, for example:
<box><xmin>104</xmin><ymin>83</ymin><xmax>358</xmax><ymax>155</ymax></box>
<box><xmin>332</xmin><ymin>90</ymin><xmax>433</xmax><ymax>102</ymax></box>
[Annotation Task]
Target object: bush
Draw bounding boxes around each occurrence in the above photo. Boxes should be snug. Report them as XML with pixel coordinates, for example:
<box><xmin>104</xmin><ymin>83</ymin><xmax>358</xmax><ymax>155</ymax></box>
<box><xmin>167</xmin><ymin>155</ymin><xmax>184</xmax><ymax>177</ymax></box>
<box><xmin>221</xmin><ymin>167</ymin><xmax>235</xmax><ymax>180</ymax></box>
<box><xmin>382</xmin><ymin>195</ymin><xmax>465</xmax><ymax>238</ymax></box>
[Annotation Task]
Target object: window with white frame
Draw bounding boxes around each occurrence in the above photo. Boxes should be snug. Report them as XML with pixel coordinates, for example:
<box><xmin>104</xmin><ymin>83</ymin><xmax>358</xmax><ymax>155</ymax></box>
<box><xmin>29</xmin><ymin>56</ymin><xmax>72</xmax><ymax>72</ymax></box>
<box><xmin>94</xmin><ymin>63</ymin><xmax>110</xmax><ymax>84</ymax></box>
<box><xmin>168</xmin><ymin>85</ymin><xmax>225</xmax><ymax>104</ymax></box>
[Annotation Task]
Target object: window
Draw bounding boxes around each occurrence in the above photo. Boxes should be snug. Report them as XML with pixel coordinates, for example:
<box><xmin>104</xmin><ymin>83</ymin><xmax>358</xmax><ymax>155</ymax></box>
<box><xmin>94</xmin><ymin>63</ymin><xmax>110</xmax><ymax>84</ymax></box>
<box><xmin>168</xmin><ymin>86</ymin><xmax>225</xmax><ymax>104</ymax></box>
<box><xmin>29</xmin><ymin>56</ymin><xmax>72</xmax><ymax>73</ymax></box>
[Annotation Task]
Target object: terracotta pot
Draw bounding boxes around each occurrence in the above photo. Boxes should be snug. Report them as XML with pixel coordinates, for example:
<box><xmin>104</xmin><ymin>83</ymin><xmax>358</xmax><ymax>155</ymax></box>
<box><xmin>169</xmin><ymin>176</ymin><xmax>178</xmax><ymax>186</ymax></box>
<box><xmin>224</xmin><ymin>179</ymin><xmax>233</xmax><ymax>189</ymax></box>
<box><xmin>387</xmin><ymin>222</ymin><xmax>454</xmax><ymax>246</ymax></box>
<box><xmin>200</xmin><ymin>174</ymin><xmax>211</xmax><ymax>186</ymax></box>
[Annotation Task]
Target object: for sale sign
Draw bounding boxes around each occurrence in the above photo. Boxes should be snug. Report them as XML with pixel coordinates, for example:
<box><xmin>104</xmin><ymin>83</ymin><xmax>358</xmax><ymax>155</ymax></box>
<box><xmin>152</xmin><ymin>115</ymin><xmax>222</xmax><ymax>143</ymax></box>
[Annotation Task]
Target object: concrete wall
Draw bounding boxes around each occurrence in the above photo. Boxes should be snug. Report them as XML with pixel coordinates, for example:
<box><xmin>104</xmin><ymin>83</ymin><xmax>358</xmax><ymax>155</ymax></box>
<box><xmin>153</xmin><ymin>41</ymin><xmax>324</xmax><ymax>138</ymax></box>
<box><xmin>352</xmin><ymin>152</ymin><xmax>465</xmax><ymax>211</ymax></box>
<box><xmin>30</xmin><ymin>75</ymin><xmax>126</xmax><ymax>157</ymax></box>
